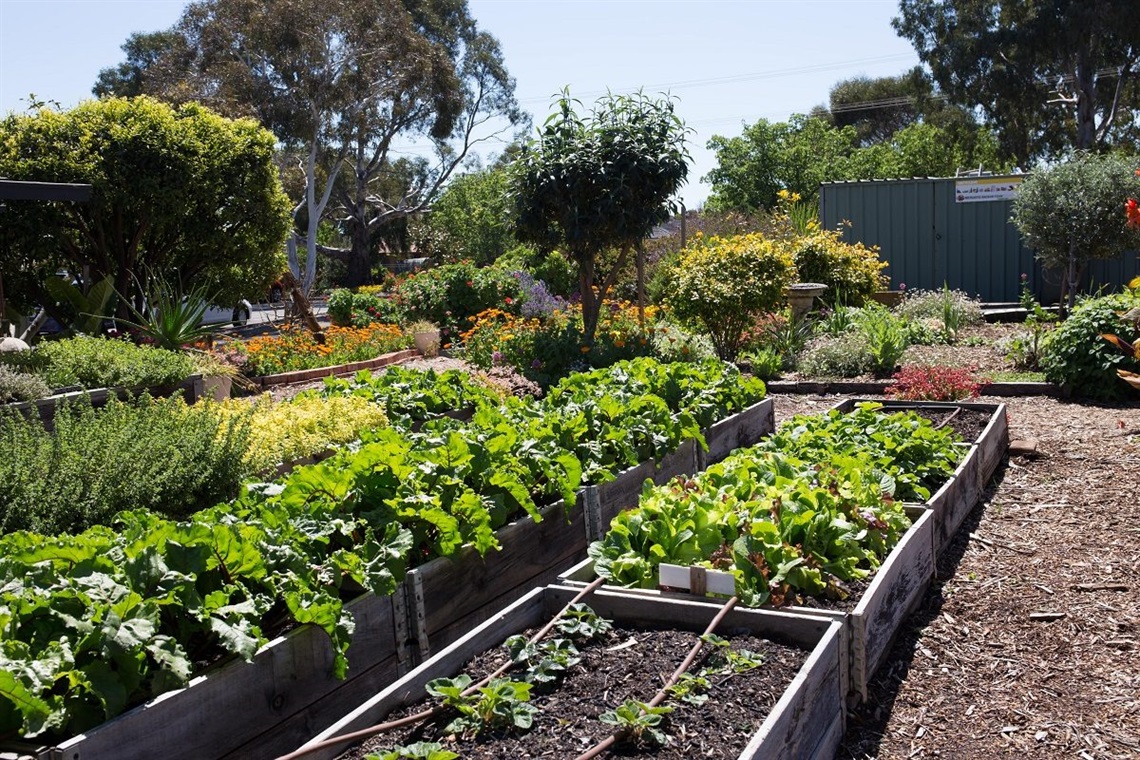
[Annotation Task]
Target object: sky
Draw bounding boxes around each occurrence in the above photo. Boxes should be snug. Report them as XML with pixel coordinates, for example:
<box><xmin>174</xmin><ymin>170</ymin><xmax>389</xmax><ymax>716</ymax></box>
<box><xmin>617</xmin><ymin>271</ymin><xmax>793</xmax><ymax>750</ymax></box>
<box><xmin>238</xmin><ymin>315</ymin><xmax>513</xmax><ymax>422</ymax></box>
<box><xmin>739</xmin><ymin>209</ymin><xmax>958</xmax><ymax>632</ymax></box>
<box><xmin>0</xmin><ymin>0</ymin><xmax>922</xmax><ymax>207</ymax></box>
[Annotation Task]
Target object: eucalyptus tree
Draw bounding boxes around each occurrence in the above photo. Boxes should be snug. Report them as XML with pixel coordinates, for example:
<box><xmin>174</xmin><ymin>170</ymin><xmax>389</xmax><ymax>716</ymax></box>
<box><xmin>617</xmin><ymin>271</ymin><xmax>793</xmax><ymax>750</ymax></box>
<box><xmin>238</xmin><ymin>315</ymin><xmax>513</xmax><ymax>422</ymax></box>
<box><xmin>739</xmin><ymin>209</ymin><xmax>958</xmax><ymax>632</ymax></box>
<box><xmin>113</xmin><ymin>0</ymin><xmax>523</xmax><ymax>290</ymax></box>
<box><xmin>511</xmin><ymin>91</ymin><xmax>690</xmax><ymax>342</ymax></box>
<box><xmin>894</xmin><ymin>0</ymin><xmax>1140</xmax><ymax>164</ymax></box>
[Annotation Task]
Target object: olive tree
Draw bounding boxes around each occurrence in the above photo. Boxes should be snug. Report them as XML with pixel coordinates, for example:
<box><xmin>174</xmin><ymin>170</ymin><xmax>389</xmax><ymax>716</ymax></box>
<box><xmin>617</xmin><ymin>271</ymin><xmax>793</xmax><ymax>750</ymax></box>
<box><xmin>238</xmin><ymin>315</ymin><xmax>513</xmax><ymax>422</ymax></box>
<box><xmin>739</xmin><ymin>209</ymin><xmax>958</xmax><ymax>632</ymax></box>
<box><xmin>1012</xmin><ymin>152</ymin><xmax>1140</xmax><ymax>311</ymax></box>
<box><xmin>511</xmin><ymin>91</ymin><xmax>690</xmax><ymax>342</ymax></box>
<box><xmin>0</xmin><ymin>97</ymin><xmax>291</xmax><ymax>317</ymax></box>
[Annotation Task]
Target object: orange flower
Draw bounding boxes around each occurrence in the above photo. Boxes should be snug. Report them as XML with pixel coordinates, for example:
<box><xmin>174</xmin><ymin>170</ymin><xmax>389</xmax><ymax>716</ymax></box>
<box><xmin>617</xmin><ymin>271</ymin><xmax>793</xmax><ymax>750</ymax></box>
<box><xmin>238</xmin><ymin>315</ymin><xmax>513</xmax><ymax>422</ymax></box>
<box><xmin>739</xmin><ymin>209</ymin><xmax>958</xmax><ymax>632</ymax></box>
<box><xmin>1127</xmin><ymin>198</ymin><xmax>1140</xmax><ymax>228</ymax></box>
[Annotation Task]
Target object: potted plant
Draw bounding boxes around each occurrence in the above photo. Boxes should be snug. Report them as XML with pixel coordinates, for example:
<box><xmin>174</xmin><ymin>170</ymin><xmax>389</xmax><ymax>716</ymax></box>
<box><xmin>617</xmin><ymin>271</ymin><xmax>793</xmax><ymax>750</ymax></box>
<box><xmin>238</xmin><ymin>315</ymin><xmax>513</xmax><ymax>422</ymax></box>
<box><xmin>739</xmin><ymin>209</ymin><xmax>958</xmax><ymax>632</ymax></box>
<box><xmin>409</xmin><ymin>320</ymin><xmax>441</xmax><ymax>357</ymax></box>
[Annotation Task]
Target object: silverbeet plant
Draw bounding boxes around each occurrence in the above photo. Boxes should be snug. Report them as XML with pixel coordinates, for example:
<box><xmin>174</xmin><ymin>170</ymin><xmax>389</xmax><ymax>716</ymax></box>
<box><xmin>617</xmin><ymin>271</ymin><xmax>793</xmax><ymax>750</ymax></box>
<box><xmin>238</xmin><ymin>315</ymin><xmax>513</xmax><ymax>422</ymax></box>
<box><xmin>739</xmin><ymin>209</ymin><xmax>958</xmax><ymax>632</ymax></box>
<box><xmin>599</xmin><ymin>700</ymin><xmax>674</xmax><ymax>747</ymax></box>
<box><xmin>425</xmin><ymin>675</ymin><xmax>537</xmax><ymax>735</ymax></box>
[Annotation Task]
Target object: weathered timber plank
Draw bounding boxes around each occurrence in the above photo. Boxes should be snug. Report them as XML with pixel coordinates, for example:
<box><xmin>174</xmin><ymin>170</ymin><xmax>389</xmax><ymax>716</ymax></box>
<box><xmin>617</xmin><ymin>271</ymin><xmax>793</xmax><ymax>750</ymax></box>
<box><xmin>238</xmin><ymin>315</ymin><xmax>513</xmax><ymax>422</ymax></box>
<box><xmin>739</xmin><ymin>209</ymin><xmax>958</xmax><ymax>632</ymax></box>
<box><xmin>934</xmin><ymin>445</ymin><xmax>982</xmax><ymax>556</ymax></box>
<box><xmin>976</xmin><ymin>402</ymin><xmax>1009</xmax><ymax>484</ymax></box>
<box><xmin>407</xmin><ymin>497</ymin><xmax>587</xmax><ymax>659</ymax></box>
<box><xmin>652</xmin><ymin>438</ymin><xmax>698</xmax><ymax>485</ymax></box>
<box><xmin>849</xmin><ymin>507</ymin><xmax>935</xmax><ymax>700</ymax></box>
<box><xmin>54</xmin><ymin>590</ymin><xmax>399</xmax><ymax>760</ymax></box>
<box><xmin>701</xmin><ymin>398</ymin><xmax>776</xmax><ymax>467</ymax></box>
<box><xmin>595</xmin><ymin>460</ymin><xmax>655</xmax><ymax>528</ymax></box>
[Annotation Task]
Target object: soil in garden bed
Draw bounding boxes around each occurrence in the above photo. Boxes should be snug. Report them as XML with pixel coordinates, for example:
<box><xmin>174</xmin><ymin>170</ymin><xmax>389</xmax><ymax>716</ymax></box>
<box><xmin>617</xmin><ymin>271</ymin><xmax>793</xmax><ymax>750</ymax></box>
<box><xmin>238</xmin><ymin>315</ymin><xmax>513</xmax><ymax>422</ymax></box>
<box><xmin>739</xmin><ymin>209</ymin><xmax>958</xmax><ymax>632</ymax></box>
<box><xmin>914</xmin><ymin>405</ymin><xmax>992</xmax><ymax>442</ymax></box>
<box><xmin>342</xmin><ymin>625</ymin><xmax>807</xmax><ymax>760</ymax></box>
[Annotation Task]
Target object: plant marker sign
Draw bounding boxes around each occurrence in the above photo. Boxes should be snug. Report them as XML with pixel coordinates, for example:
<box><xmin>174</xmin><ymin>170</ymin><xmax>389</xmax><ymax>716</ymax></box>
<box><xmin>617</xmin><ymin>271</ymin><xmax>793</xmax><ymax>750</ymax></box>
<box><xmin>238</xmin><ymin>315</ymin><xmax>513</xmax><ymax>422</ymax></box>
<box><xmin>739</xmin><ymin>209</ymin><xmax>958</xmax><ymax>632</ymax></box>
<box><xmin>955</xmin><ymin>176</ymin><xmax>1023</xmax><ymax>203</ymax></box>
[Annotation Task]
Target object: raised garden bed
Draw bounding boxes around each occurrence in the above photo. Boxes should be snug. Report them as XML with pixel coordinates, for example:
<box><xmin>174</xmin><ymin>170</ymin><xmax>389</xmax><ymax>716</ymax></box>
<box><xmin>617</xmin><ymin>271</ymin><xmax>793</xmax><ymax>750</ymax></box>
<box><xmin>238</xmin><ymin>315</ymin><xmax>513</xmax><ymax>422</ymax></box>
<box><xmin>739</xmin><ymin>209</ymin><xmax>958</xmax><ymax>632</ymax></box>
<box><xmin>404</xmin><ymin>399</ymin><xmax>776</xmax><ymax>662</ymax></box>
<box><xmin>251</xmin><ymin>348</ymin><xmax>420</xmax><ymax>388</ymax></box>
<box><xmin>4</xmin><ymin>387</ymin><xmax>775</xmax><ymax>760</ymax></box>
<box><xmin>827</xmin><ymin>399</ymin><xmax>1009</xmax><ymax>556</ymax></box>
<box><xmin>1</xmin><ymin>374</ymin><xmax>206</xmax><ymax>430</ymax></box>
<box><xmin>293</xmin><ymin>586</ymin><xmax>845</xmax><ymax>760</ymax></box>
<box><xmin>559</xmin><ymin>504</ymin><xmax>935</xmax><ymax>701</ymax></box>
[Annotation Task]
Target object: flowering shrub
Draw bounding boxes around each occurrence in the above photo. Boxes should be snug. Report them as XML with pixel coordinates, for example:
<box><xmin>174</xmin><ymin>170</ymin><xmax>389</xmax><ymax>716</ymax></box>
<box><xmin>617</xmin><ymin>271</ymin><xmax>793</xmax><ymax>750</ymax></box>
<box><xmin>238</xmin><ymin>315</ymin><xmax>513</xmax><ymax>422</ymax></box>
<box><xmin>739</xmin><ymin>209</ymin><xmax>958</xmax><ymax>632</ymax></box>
<box><xmin>398</xmin><ymin>261</ymin><xmax>521</xmax><ymax>340</ymax></box>
<box><xmin>215</xmin><ymin>393</ymin><xmax>387</xmax><ymax>476</ymax></box>
<box><xmin>327</xmin><ymin>289</ymin><xmax>403</xmax><ymax>327</ymax></box>
<box><xmin>461</xmin><ymin>301</ymin><xmax>662</xmax><ymax>386</ymax></box>
<box><xmin>788</xmin><ymin>225</ymin><xmax>888</xmax><ymax>306</ymax></box>
<box><xmin>663</xmin><ymin>232</ymin><xmax>796</xmax><ymax>360</ymax></box>
<box><xmin>886</xmin><ymin>364</ymin><xmax>987</xmax><ymax>401</ymax></box>
<box><xmin>232</xmin><ymin>324</ymin><xmax>411</xmax><ymax>376</ymax></box>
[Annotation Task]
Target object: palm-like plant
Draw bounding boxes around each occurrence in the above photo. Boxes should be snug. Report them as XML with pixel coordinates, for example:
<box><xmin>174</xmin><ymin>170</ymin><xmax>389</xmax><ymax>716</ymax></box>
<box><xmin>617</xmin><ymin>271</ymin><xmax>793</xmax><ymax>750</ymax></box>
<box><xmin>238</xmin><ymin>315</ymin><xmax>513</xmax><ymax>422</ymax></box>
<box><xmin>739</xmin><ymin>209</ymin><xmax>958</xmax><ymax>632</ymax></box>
<box><xmin>113</xmin><ymin>275</ymin><xmax>220</xmax><ymax>350</ymax></box>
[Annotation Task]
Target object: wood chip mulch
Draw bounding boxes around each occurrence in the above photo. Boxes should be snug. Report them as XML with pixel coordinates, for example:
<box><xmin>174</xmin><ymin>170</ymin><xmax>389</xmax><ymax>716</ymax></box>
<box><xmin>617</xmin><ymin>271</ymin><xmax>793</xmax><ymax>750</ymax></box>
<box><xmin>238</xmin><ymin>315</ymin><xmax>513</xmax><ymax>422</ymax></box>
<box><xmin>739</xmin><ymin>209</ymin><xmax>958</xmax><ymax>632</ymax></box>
<box><xmin>772</xmin><ymin>392</ymin><xmax>1140</xmax><ymax>760</ymax></box>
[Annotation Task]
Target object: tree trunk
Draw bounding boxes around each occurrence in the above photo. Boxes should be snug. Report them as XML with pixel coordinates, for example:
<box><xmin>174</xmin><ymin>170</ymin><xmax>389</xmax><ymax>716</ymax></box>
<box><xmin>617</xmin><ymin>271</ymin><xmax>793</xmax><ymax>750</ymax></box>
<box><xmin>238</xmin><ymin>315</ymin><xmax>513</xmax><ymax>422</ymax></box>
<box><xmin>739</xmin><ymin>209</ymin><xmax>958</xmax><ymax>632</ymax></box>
<box><xmin>579</xmin><ymin>255</ymin><xmax>599</xmax><ymax>344</ymax></box>
<box><xmin>1074</xmin><ymin>47</ymin><xmax>1098</xmax><ymax>150</ymax></box>
<box><xmin>1066</xmin><ymin>239</ymin><xmax>1081</xmax><ymax>315</ymax></box>
<box><xmin>346</xmin><ymin>218</ymin><xmax>372</xmax><ymax>288</ymax></box>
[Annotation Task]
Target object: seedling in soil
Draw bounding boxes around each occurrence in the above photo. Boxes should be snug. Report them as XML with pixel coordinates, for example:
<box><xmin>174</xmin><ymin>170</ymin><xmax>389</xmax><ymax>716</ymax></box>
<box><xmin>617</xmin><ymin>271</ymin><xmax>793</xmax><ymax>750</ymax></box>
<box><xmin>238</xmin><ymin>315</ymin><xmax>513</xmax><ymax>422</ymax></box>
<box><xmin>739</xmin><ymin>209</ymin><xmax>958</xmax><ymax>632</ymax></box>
<box><xmin>599</xmin><ymin>700</ymin><xmax>674</xmax><ymax>746</ymax></box>
<box><xmin>368</xmin><ymin>742</ymin><xmax>458</xmax><ymax>760</ymax></box>
<box><xmin>701</xmin><ymin>633</ymin><xmax>765</xmax><ymax>673</ymax></box>
<box><xmin>665</xmin><ymin>672</ymin><xmax>711</xmax><ymax>706</ymax></box>
<box><xmin>504</xmin><ymin>635</ymin><xmax>581</xmax><ymax>686</ymax></box>
<box><xmin>555</xmin><ymin>602</ymin><xmax>613</xmax><ymax>641</ymax></box>
<box><xmin>424</xmin><ymin>675</ymin><xmax>538</xmax><ymax>735</ymax></box>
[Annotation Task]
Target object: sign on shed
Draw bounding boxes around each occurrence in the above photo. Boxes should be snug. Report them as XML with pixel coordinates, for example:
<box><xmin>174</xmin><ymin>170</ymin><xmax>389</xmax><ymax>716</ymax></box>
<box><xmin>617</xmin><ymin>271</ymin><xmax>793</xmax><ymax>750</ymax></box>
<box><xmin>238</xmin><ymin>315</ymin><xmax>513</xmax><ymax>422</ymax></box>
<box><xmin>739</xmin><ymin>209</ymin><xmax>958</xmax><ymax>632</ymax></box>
<box><xmin>954</xmin><ymin>176</ymin><xmax>1022</xmax><ymax>203</ymax></box>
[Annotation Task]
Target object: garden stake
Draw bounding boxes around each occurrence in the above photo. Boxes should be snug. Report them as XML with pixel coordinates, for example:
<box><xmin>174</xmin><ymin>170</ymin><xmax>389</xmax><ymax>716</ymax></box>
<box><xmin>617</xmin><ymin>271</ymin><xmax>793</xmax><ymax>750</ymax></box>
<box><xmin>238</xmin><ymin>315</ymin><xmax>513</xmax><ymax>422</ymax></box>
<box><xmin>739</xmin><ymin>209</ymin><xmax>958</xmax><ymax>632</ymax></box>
<box><xmin>275</xmin><ymin>576</ymin><xmax>608</xmax><ymax>760</ymax></box>
<box><xmin>573</xmin><ymin>595</ymin><xmax>739</xmax><ymax>760</ymax></box>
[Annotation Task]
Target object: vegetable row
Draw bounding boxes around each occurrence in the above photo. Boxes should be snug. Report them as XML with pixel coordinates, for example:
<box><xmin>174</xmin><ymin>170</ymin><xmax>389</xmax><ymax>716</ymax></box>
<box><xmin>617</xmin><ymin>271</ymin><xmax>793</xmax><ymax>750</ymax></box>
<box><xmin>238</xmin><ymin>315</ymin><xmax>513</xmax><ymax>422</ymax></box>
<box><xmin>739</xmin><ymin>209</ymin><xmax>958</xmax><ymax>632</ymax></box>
<box><xmin>591</xmin><ymin>404</ymin><xmax>965</xmax><ymax>607</ymax></box>
<box><xmin>0</xmin><ymin>358</ymin><xmax>764</xmax><ymax>740</ymax></box>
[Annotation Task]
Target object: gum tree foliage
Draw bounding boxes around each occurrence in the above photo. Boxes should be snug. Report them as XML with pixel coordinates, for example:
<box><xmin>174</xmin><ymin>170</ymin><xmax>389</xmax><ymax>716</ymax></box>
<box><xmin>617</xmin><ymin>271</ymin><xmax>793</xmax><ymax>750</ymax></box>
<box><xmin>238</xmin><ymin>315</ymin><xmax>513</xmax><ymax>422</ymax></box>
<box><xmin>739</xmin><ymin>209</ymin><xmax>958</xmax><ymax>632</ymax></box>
<box><xmin>104</xmin><ymin>0</ymin><xmax>525</xmax><ymax>290</ymax></box>
<box><xmin>1011</xmin><ymin>152</ymin><xmax>1140</xmax><ymax>311</ymax></box>
<box><xmin>894</xmin><ymin>0</ymin><xmax>1140</xmax><ymax>165</ymax></box>
<box><xmin>413</xmin><ymin>165</ymin><xmax>515</xmax><ymax>266</ymax></box>
<box><xmin>0</xmin><ymin>97</ymin><xmax>291</xmax><ymax>317</ymax></box>
<box><xmin>703</xmin><ymin>114</ymin><xmax>1009</xmax><ymax>213</ymax></box>
<box><xmin>510</xmin><ymin>91</ymin><xmax>691</xmax><ymax>343</ymax></box>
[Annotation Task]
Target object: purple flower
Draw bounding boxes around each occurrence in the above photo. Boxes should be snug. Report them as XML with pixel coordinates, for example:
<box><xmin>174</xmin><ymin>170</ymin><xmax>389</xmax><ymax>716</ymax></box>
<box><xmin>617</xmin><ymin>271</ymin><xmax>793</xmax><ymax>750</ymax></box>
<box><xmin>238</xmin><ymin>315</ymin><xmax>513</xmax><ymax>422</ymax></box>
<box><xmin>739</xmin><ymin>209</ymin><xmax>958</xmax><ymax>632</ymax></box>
<box><xmin>491</xmin><ymin>350</ymin><xmax>504</xmax><ymax>366</ymax></box>
<box><xmin>898</xmin><ymin>282</ymin><xmax>907</xmax><ymax>292</ymax></box>
<box><xmin>1020</xmin><ymin>273</ymin><xmax>1028</xmax><ymax>282</ymax></box>
<box><xmin>531</xmin><ymin>358</ymin><xmax>543</xmax><ymax>369</ymax></box>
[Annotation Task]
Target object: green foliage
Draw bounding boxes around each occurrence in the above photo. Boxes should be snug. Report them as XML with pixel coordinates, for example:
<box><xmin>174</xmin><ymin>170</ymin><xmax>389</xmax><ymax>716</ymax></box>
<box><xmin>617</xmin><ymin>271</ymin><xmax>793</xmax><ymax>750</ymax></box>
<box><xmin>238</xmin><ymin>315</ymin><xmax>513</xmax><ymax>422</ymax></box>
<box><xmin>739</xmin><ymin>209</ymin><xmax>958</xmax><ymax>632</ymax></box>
<box><xmin>0</xmin><ymin>394</ymin><xmax>251</xmax><ymax>535</ymax></box>
<box><xmin>327</xmin><ymin>289</ymin><xmax>403</xmax><ymax>328</ymax></box>
<box><xmin>797</xmin><ymin>332</ymin><xmax>878</xmax><ymax>378</ymax></box>
<box><xmin>1041</xmin><ymin>292</ymin><xmax>1140</xmax><ymax>400</ymax></box>
<box><xmin>414</xmin><ymin>167</ymin><xmax>516</xmax><ymax>266</ymax></box>
<box><xmin>369</xmin><ymin>743</ymin><xmax>458</xmax><ymax>760</ymax></box>
<box><xmin>761</xmin><ymin>404</ymin><xmax>964</xmax><ymax>502</ymax></box>
<box><xmin>0</xmin><ymin>366</ymin><xmax>50</xmax><ymax>403</ymax></box>
<box><xmin>664</xmin><ymin>232</ymin><xmax>796</xmax><ymax>360</ymax></box>
<box><xmin>797</xmin><ymin>305</ymin><xmax>908</xmax><ymax>377</ymax></box>
<box><xmin>398</xmin><ymin>261</ymin><xmax>520</xmax><ymax>337</ymax></box>
<box><xmin>112</xmin><ymin>276</ymin><xmax>222</xmax><ymax>351</ymax></box>
<box><xmin>599</xmin><ymin>700</ymin><xmax>673</xmax><ymax>747</ymax></box>
<box><xmin>700</xmin><ymin>633</ymin><xmax>765</xmax><ymax>672</ymax></box>
<box><xmin>553</xmin><ymin>603</ymin><xmax>613</xmax><ymax>642</ymax></box>
<box><xmin>0</xmin><ymin>97</ymin><xmax>290</xmax><ymax>314</ymax></box>
<box><xmin>650</xmin><ymin>320</ymin><xmax>717</xmax><ymax>363</ymax></box>
<box><xmin>1012</xmin><ymin>153</ymin><xmax>1140</xmax><ymax>305</ymax></box>
<box><xmin>42</xmin><ymin>274</ymin><xmax>117</xmax><ymax>336</ymax></box>
<box><xmin>495</xmin><ymin>246</ymin><xmax>577</xmax><ymax>298</ymax></box>
<box><xmin>0</xmin><ymin>336</ymin><xmax>196</xmax><ymax>390</ymax></box>
<box><xmin>504</xmin><ymin>636</ymin><xmax>581</xmax><ymax>687</ymax></box>
<box><xmin>788</xmin><ymin>227</ymin><xmax>888</xmax><ymax>306</ymax></box>
<box><xmin>511</xmin><ymin>90</ymin><xmax>691</xmax><ymax>342</ymax></box>
<box><xmin>425</xmin><ymin>675</ymin><xmax>537</xmax><ymax>735</ymax></box>
<box><xmin>739</xmin><ymin>347</ymin><xmax>783</xmax><ymax>381</ymax></box>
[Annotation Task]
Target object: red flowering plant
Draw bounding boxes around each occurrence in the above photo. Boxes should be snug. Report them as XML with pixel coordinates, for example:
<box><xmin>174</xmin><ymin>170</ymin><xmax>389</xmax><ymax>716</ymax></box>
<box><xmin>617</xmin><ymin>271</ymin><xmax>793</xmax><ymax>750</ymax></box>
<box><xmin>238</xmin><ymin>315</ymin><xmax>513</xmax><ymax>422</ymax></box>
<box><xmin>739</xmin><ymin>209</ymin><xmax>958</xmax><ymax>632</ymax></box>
<box><xmin>885</xmin><ymin>364</ymin><xmax>988</xmax><ymax>401</ymax></box>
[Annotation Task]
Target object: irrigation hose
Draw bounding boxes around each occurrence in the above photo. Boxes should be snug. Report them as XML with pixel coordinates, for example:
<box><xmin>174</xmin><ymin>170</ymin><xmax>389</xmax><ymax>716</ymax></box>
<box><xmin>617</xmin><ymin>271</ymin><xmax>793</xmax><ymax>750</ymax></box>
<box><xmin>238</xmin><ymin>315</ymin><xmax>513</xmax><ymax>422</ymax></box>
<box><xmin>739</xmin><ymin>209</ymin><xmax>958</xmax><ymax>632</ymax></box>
<box><xmin>572</xmin><ymin>595</ymin><xmax>740</xmax><ymax>760</ymax></box>
<box><xmin>274</xmin><ymin>575</ymin><xmax>608</xmax><ymax>760</ymax></box>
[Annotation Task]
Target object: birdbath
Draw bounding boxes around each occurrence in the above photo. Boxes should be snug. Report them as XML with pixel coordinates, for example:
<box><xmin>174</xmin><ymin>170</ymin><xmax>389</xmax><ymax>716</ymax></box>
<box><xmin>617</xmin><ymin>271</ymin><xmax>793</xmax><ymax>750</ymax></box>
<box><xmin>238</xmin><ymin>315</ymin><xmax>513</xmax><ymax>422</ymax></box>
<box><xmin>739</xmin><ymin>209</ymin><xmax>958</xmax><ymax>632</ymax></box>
<box><xmin>786</xmin><ymin>283</ymin><xmax>828</xmax><ymax>321</ymax></box>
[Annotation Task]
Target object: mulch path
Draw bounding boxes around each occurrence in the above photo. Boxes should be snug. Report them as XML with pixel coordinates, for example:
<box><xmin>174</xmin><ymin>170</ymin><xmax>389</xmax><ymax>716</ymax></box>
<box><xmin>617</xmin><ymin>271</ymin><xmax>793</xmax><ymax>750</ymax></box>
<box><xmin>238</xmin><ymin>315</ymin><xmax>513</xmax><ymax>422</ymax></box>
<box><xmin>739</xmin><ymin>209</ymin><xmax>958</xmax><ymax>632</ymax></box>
<box><xmin>772</xmin><ymin>391</ymin><xmax>1140</xmax><ymax>760</ymax></box>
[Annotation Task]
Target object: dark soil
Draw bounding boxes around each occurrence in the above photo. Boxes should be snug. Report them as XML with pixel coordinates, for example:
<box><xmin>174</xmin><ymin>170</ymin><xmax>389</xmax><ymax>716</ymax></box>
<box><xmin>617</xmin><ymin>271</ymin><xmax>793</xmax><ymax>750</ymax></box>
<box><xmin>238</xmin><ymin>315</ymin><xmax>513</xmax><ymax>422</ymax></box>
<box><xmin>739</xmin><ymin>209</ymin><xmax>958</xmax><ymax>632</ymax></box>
<box><xmin>342</xmin><ymin>626</ymin><xmax>807</xmax><ymax>760</ymax></box>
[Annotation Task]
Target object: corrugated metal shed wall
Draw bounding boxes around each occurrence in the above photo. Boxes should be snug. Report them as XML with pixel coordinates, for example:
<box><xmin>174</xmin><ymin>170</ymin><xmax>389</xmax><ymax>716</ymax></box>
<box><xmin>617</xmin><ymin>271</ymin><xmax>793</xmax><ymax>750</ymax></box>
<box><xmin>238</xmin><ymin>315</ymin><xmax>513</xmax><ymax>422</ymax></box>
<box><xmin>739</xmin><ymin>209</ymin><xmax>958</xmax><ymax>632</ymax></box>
<box><xmin>819</xmin><ymin>176</ymin><xmax>1140</xmax><ymax>303</ymax></box>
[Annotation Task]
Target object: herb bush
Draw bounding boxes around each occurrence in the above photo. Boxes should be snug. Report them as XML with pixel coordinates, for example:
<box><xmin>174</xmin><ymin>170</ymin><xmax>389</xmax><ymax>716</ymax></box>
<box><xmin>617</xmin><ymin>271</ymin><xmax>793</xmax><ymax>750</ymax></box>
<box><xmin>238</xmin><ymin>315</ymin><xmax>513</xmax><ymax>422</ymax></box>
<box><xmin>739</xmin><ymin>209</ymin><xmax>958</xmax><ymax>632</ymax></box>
<box><xmin>663</xmin><ymin>232</ymin><xmax>796</xmax><ymax>360</ymax></box>
<box><xmin>796</xmin><ymin>305</ymin><xmax>908</xmax><ymax>377</ymax></box>
<box><xmin>758</xmin><ymin>403</ymin><xmax>964</xmax><ymax>501</ymax></box>
<box><xmin>0</xmin><ymin>365</ymin><xmax>50</xmax><ymax>402</ymax></box>
<box><xmin>0</xmin><ymin>394</ymin><xmax>251</xmax><ymax>535</ymax></box>
<box><xmin>1040</xmin><ymin>291</ymin><xmax>1140</xmax><ymax>400</ymax></box>
<box><xmin>217</xmin><ymin>394</ymin><xmax>389</xmax><ymax>476</ymax></box>
<box><xmin>885</xmin><ymin>365</ymin><xmax>987</xmax><ymax>401</ymax></box>
<box><xmin>896</xmin><ymin>287</ymin><xmax>984</xmax><ymax>340</ymax></box>
<box><xmin>590</xmin><ymin>447</ymin><xmax>911</xmax><ymax>607</ymax></box>
<box><xmin>0</xmin><ymin>335</ymin><xmax>196</xmax><ymax>390</ymax></box>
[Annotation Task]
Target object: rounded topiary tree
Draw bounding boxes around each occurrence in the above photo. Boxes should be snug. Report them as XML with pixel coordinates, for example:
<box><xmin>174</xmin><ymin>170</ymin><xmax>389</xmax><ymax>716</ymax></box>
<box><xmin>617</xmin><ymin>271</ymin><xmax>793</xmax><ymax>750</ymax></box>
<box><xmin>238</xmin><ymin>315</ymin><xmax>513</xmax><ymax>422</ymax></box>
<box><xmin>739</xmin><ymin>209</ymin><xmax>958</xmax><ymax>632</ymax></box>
<box><xmin>664</xmin><ymin>232</ymin><xmax>796</xmax><ymax>360</ymax></box>
<box><xmin>1012</xmin><ymin>152</ymin><xmax>1140</xmax><ymax>311</ymax></box>
<box><xmin>511</xmin><ymin>90</ymin><xmax>690</xmax><ymax>343</ymax></box>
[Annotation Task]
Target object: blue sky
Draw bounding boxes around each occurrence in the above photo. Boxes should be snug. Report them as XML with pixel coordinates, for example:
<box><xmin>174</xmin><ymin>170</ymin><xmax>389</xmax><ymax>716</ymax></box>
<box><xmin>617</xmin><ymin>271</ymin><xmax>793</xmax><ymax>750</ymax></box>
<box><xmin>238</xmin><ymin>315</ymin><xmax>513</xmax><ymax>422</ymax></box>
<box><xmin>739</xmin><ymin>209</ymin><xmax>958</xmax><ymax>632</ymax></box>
<box><xmin>0</xmin><ymin>0</ymin><xmax>921</xmax><ymax>206</ymax></box>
